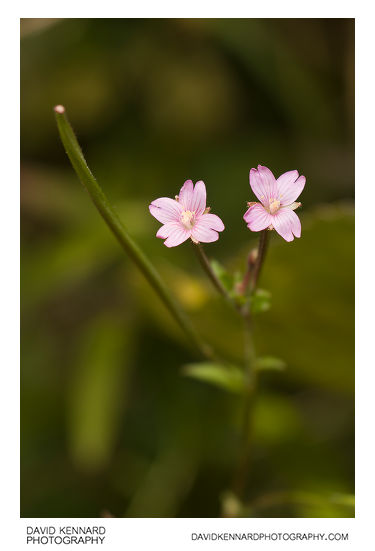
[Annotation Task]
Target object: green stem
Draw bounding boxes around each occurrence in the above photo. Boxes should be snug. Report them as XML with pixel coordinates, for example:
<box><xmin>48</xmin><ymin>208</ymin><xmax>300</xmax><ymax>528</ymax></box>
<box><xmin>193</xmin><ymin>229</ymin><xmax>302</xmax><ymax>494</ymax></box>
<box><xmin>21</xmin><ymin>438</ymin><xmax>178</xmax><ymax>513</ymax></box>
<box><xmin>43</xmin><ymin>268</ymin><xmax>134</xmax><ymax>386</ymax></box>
<box><xmin>193</xmin><ymin>243</ymin><xmax>230</xmax><ymax>300</ymax></box>
<box><xmin>231</xmin><ymin>313</ymin><xmax>256</xmax><ymax>498</ymax></box>
<box><xmin>54</xmin><ymin>105</ymin><xmax>213</xmax><ymax>360</ymax></box>
<box><xmin>231</xmin><ymin>230</ymin><xmax>269</xmax><ymax>503</ymax></box>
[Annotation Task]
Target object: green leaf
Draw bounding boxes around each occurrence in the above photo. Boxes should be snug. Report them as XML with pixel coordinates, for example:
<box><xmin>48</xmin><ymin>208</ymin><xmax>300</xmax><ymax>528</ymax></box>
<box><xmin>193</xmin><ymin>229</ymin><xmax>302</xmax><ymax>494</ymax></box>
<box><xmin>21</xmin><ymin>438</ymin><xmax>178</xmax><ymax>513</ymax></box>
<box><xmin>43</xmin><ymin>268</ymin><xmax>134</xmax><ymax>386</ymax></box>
<box><xmin>255</xmin><ymin>205</ymin><xmax>354</xmax><ymax>392</ymax></box>
<box><xmin>210</xmin><ymin>259</ymin><xmax>235</xmax><ymax>293</ymax></box>
<box><xmin>255</xmin><ymin>356</ymin><xmax>286</xmax><ymax>371</ymax></box>
<box><xmin>54</xmin><ymin>106</ymin><xmax>212</xmax><ymax>361</ymax></box>
<box><xmin>251</xmin><ymin>288</ymin><xmax>271</xmax><ymax>313</ymax></box>
<box><xmin>182</xmin><ymin>362</ymin><xmax>246</xmax><ymax>394</ymax></box>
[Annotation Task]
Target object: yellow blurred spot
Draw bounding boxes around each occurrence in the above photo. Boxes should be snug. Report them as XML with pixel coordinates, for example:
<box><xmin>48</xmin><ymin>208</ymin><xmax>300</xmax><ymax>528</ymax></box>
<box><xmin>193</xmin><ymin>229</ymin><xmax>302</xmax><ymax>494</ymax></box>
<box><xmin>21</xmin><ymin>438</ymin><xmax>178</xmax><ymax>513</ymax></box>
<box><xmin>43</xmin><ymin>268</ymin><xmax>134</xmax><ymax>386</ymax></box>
<box><xmin>174</xmin><ymin>277</ymin><xmax>208</xmax><ymax>310</ymax></box>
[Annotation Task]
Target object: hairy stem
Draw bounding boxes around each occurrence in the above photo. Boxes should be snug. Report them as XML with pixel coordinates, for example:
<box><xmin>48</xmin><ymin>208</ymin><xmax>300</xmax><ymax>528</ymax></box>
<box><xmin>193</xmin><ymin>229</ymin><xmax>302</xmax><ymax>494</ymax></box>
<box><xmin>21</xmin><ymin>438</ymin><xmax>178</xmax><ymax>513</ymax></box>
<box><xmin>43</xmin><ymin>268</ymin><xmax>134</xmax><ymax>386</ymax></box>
<box><xmin>249</xmin><ymin>229</ymin><xmax>269</xmax><ymax>292</ymax></box>
<box><xmin>238</xmin><ymin>249</ymin><xmax>257</xmax><ymax>295</ymax></box>
<box><xmin>54</xmin><ymin>105</ymin><xmax>213</xmax><ymax>360</ymax></box>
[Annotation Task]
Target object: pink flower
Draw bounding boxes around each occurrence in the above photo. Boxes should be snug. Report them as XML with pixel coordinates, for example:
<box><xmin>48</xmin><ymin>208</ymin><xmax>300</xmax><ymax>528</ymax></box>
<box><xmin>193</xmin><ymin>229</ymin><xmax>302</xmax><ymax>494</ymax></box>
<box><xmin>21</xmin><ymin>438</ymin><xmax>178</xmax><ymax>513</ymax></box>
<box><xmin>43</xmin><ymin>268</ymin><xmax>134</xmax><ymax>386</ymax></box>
<box><xmin>243</xmin><ymin>165</ymin><xmax>305</xmax><ymax>242</ymax></box>
<box><xmin>149</xmin><ymin>180</ymin><xmax>225</xmax><ymax>247</ymax></box>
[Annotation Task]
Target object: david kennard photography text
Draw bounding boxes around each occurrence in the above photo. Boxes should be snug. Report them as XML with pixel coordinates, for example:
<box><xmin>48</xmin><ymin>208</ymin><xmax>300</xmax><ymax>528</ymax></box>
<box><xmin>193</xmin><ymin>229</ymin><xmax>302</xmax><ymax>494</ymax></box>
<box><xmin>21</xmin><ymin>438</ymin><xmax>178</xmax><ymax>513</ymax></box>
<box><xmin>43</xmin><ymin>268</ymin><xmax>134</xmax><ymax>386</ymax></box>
<box><xmin>26</xmin><ymin>526</ymin><xmax>106</xmax><ymax>545</ymax></box>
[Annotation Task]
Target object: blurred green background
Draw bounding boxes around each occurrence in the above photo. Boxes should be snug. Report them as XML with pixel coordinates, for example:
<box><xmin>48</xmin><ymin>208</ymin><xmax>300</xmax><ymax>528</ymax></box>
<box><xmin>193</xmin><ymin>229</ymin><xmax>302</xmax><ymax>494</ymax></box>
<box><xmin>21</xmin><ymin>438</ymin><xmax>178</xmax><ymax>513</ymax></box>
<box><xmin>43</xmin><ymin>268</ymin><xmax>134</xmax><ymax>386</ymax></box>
<box><xmin>21</xmin><ymin>18</ymin><xmax>354</xmax><ymax>518</ymax></box>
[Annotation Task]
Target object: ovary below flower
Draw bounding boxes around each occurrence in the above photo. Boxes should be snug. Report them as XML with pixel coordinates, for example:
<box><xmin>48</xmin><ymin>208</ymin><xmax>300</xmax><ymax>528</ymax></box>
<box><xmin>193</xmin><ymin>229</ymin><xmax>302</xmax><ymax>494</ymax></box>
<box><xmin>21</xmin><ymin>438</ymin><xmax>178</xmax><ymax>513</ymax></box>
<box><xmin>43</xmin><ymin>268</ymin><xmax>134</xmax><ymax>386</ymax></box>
<box><xmin>243</xmin><ymin>165</ymin><xmax>305</xmax><ymax>242</ymax></box>
<box><xmin>149</xmin><ymin>180</ymin><xmax>225</xmax><ymax>247</ymax></box>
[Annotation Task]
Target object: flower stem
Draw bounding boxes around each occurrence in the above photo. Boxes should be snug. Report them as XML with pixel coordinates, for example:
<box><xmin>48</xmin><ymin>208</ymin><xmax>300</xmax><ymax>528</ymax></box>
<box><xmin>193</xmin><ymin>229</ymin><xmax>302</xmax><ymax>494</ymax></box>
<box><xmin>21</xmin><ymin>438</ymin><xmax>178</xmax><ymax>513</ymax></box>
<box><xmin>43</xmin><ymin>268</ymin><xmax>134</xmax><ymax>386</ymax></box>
<box><xmin>231</xmin><ymin>229</ymin><xmax>270</xmax><ymax>505</ymax></box>
<box><xmin>249</xmin><ymin>229</ymin><xmax>269</xmax><ymax>292</ymax></box>
<box><xmin>231</xmin><ymin>313</ymin><xmax>257</xmax><ymax>498</ymax></box>
<box><xmin>238</xmin><ymin>249</ymin><xmax>257</xmax><ymax>295</ymax></box>
<box><xmin>54</xmin><ymin>105</ymin><xmax>213</xmax><ymax>360</ymax></box>
<box><xmin>193</xmin><ymin>243</ymin><xmax>231</xmax><ymax>301</ymax></box>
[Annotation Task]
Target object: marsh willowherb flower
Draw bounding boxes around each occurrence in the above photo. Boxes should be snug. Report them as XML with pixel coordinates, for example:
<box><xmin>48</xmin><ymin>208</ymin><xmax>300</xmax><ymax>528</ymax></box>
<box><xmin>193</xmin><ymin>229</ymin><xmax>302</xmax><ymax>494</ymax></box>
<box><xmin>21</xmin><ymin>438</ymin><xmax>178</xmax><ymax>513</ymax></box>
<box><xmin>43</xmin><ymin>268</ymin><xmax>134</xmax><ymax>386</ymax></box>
<box><xmin>243</xmin><ymin>165</ymin><xmax>305</xmax><ymax>242</ymax></box>
<box><xmin>149</xmin><ymin>180</ymin><xmax>225</xmax><ymax>247</ymax></box>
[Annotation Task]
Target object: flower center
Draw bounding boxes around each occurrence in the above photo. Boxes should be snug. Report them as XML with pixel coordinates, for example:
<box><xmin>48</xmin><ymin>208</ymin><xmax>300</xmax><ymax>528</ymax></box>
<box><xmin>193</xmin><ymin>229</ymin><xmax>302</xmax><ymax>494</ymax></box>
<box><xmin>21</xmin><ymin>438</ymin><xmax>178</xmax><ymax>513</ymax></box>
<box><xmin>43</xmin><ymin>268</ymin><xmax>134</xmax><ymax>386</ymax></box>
<box><xmin>180</xmin><ymin>210</ymin><xmax>196</xmax><ymax>230</ymax></box>
<box><xmin>269</xmin><ymin>198</ymin><xmax>281</xmax><ymax>214</ymax></box>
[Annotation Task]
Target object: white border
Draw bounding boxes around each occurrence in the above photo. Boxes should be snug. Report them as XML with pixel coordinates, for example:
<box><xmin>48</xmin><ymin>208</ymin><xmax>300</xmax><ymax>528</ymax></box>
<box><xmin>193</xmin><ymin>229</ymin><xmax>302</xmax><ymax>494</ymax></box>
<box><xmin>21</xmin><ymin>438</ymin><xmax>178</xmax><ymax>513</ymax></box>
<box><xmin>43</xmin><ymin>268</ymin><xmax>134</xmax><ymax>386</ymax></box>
<box><xmin>18</xmin><ymin>518</ymin><xmax>356</xmax><ymax>549</ymax></box>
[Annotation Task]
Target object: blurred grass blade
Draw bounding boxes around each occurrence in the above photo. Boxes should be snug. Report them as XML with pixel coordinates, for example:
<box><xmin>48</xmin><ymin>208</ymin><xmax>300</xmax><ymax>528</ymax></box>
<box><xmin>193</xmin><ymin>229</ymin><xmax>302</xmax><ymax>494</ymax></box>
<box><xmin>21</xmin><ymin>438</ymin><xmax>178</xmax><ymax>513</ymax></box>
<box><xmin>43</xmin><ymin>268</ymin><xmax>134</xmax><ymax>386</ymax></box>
<box><xmin>182</xmin><ymin>362</ymin><xmax>246</xmax><ymax>394</ymax></box>
<box><xmin>125</xmin><ymin>447</ymin><xmax>197</xmax><ymax>517</ymax></box>
<box><xmin>54</xmin><ymin>105</ymin><xmax>212</xmax><ymax>360</ymax></box>
<box><xmin>330</xmin><ymin>493</ymin><xmax>355</xmax><ymax>508</ymax></box>
<box><xmin>67</xmin><ymin>316</ymin><xmax>132</xmax><ymax>472</ymax></box>
<box><xmin>246</xmin><ymin>490</ymin><xmax>355</xmax><ymax>517</ymax></box>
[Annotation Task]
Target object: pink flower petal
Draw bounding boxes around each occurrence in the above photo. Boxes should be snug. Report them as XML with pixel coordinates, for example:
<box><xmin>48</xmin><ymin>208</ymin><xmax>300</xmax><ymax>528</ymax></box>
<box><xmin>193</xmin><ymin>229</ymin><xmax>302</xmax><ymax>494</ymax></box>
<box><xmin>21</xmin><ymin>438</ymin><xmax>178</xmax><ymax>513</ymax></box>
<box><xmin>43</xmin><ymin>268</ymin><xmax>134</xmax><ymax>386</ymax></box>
<box><xmin>191</xmin><ymin>221</ymin><xmax>219</xmax><ymax>244</ymax></box>
<box><xmin>196</xmin><ymin>213</ymin><xmax>225</xmax><ymax>232</ymax></box>
<box><xmin>272</xmin><ymin>208</ymin><xmax>301</xmax><ymax>242</ymax></box>
<box><xmin>149</xmin><ymin>197</ymin><xmax>182</xmax><ymax>224</ymax></box>
<box><xmin>276</xmin><ymin>171</ymin><xmax>305</xmax><ymax>206</ymax></box>
<box><xmin>190</xmin><ymin>180</ymin><xmax>207</xmax><ymax>215</ymax></box>
<box><xmin>243</xmin><ymin>203</ymin><xmax>273</xmax><ymax>232</ymax></box>
<box><xmin>156</xmin><ymin>221</ymin><xmax>181</xmax><ymax>239</ymax></box>
<box><xmin>178</xmin><ymin>180</ymin><xmax>194</xmax><ymax>210</ymax></box>
<box><xmin>249</xmin><ymin>165</ymin><xmax>278</xmax><ymax>206</ymax></box>
<box><xmin>287</xmin><ymin>202</ymin><xmax>301</xmax><ymax>211</ymax></box>
<box><xmin>163</xmin><ymin>226</ymin><xmax>191</xmax><ymax>248</ymax></box>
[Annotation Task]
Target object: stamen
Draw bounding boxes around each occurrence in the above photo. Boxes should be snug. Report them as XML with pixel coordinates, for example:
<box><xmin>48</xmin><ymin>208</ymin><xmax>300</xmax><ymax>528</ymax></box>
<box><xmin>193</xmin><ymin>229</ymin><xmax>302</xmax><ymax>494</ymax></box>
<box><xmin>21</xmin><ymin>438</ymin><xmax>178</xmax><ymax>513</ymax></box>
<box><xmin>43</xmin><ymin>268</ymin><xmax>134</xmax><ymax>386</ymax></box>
<box><xmin>181</xmin><ymin>210</ymin><xmax>196</xmax><ymax>230</ymax></box>
<box><xmin>269</xmin><ymin>199</ymin><xmax>281</xmax><ymax>214</ymax></box>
